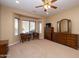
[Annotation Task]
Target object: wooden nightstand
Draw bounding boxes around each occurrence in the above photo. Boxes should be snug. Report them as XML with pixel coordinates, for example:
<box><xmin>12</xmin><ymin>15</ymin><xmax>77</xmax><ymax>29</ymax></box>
<box><xmin>0</xmin><ymin>40</ymin><xmax>8</xmax><ymax>58</ymax></box>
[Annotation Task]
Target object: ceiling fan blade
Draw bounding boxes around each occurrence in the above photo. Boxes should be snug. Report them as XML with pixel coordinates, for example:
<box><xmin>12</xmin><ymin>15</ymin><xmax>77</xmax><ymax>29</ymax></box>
<box><xmin>51</xmin><ymin>0</ymin><xmax>57</xmax><ymax>3</ymax></box>
<box><xmin>42</xmin><ymin>0</ymin><xmax>45</xmax><ymax>3</ymax></box>
<box><xmin>51</xmin><ymin>6</ymin><xmax>57</xmax><ymax>9</ymax></box>
<box><xmin>35</xmin><ymin>5</ymin><xmax>44</xmax><ymax>8</ymax></box>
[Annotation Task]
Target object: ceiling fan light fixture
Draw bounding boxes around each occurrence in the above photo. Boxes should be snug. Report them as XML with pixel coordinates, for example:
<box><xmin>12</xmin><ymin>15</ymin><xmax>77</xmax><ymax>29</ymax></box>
<box><xmin>44</xmin><ymin>5</ymin><xmax>50</xmax><ymax>9</ymax></box>
<box><xmin>44</xmin><ymin>5</ymin><xmax>48</xmax><ymax>9</ymax></box>
<box><xmin>48</xmin><ymin>6</ymin><xmax>51</xmax><ymax>8</ymax></box>
<box><xmin>35</xmin><ymin>0</ymin><xmax>57</xmax><ymax>12</ymax></box>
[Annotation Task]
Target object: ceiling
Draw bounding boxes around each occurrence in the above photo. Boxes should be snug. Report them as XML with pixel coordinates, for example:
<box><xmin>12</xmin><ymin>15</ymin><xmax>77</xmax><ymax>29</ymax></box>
<box><xmin>0</xmin><ymin>0</ymin><xmax>79</xmax><ymax>17</ymax></box>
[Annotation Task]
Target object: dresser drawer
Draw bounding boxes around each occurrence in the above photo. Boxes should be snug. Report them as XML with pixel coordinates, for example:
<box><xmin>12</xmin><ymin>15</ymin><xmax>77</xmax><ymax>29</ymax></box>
<box><xmin>53</xmin><ymin>32</ymin><xmax>79</xmax><ymax>49</ymax></box>
<box><xmin>66</xmin><ymin>36</ymin><xmax>78</xmax><ymax>49</ymax></box>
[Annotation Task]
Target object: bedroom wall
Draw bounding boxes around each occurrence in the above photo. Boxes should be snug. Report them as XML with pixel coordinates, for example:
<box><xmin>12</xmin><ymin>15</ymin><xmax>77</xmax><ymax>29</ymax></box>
<box><xmin>0</xmin><ymin>5</ymin><xmax>44</xmax><ymax>45</ymax></box>
<box><xmin>49</xmin><ymin>6</ymin><xmax>79</xmax><ymax>34</ymax></box>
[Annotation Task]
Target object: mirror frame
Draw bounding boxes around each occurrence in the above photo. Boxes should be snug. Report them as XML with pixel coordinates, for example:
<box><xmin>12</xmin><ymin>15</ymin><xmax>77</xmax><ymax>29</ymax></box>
<box><xmin>57</xmin><ymin>19</ymin><xmax>72</xmax><ymax>33</ymax></box>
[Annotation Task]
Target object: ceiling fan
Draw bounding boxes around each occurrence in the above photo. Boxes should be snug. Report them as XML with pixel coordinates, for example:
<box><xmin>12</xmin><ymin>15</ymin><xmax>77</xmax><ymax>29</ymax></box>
<box><xmin>35</xmin><ymin>0</ymin><xmax>57</xmax><ymax>12</ymax></box>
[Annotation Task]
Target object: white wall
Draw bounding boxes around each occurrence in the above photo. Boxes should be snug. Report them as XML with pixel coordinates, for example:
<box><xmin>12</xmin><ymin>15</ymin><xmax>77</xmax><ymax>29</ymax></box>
<box><xmin>0</xmin><ymin>5</ymin><xmax>42</xmax><ymax>45</ymax></box>
<box><xmin>1</xmin><ymin>5</ymin><xmax>15</xmax><ymax>45</ymax></box>
<box><xmin>0</xmin><ymin>5</ymin><xmax>1</xmax><ymax>39</ymax></box>
<box><xmin>49</xmin><ymin>6</ymin><xmax>79</xmax><ymax>34</ymax></box>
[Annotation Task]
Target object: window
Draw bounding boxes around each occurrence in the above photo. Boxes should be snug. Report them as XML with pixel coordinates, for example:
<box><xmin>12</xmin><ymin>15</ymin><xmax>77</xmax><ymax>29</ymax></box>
<box><xmin>22</xmin><ymin>21</ymin><xmax>29</xmax><ymax>33</ymax></box>
<box><xmin>14</xmin><ymin>18</ymin><xmax>19</xmax><ymax>35</ymax></box>
<box><xmin>30</xmin><ymin>21</ymin><xmax>35</xmax><ymax>32</ymax></box>
<box><xmin>22</xmin><ymin>21</ymin><xmax>35</xmax><ymax>33</ymax></box>
<box><xmin>38</xmin><ymin>22</ymin><xmax>42</xmax><ymax>33</ymax></box>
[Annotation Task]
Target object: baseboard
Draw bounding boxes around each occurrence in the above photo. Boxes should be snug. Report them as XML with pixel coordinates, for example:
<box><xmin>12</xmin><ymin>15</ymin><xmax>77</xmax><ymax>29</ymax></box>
<box><xmin>8</xmin><ymin>41</ymin><xmax>20</xmax><ymax>46</ymax></box>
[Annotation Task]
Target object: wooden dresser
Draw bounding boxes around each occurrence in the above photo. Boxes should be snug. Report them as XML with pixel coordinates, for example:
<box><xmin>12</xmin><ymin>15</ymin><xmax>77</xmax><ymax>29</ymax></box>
<box><xmin>52</xmin><ymin>32</ymin><xmax>79</xmax><ymax>49</ymax></box>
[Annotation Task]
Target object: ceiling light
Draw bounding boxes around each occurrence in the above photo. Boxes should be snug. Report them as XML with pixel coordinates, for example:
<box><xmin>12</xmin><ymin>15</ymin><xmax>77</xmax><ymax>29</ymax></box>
<box><xmin>48</xmin><ymin>6</ymin><xmax>51</xmax><ymax>8</ymax></box>
<box><xmin>44</xmin><ymin>5</ymin><xmax>51</xmax><ymax>9</ymax></box>
<box><xmin>44</xmin><ymin>5</ymin><xmax>48</xmax><ymax>9</ymax></box>
<box><xmin>16</xmin><ymin>0</ymin><xmax>20</xmax><ymax>4</ymax></box>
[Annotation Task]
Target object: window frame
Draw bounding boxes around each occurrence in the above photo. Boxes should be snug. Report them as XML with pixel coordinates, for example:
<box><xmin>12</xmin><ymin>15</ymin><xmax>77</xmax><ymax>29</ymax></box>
<box><xmin>21</xmin><ymin>20</ymin><xmax>36</xmax><ymax>33</ymax></box>
<box><xmin>22</xmin><ymin>20</ymin><xmax>30</xmax><ymax>33</ymax></box>
<box><xmin>29</xmin><ymin>20</ymin><xmax>36</xmax><ymax>32</ymax></box>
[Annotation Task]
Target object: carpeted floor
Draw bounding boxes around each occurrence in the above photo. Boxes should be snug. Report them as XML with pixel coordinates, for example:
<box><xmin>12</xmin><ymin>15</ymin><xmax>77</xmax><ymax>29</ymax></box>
<box><xmin>7</xmin><ymin>39</ymin><xmax>79</xmax><ymax>58</ymax></box>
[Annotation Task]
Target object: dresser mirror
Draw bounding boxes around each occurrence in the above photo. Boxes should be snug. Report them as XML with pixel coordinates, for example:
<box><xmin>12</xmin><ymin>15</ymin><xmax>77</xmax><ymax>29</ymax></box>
<box><xmin>57</xmin><ymin>19</ymin><xmax>72</xmax><ymax>33</ymax></box>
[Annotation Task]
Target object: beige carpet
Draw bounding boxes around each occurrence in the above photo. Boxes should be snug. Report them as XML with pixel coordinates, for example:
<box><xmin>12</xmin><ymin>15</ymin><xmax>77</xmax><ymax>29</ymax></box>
<box><xmin>7</xmin><ymin>39</ymin><xmax>79</xmax><ymax>58</ymax></box>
